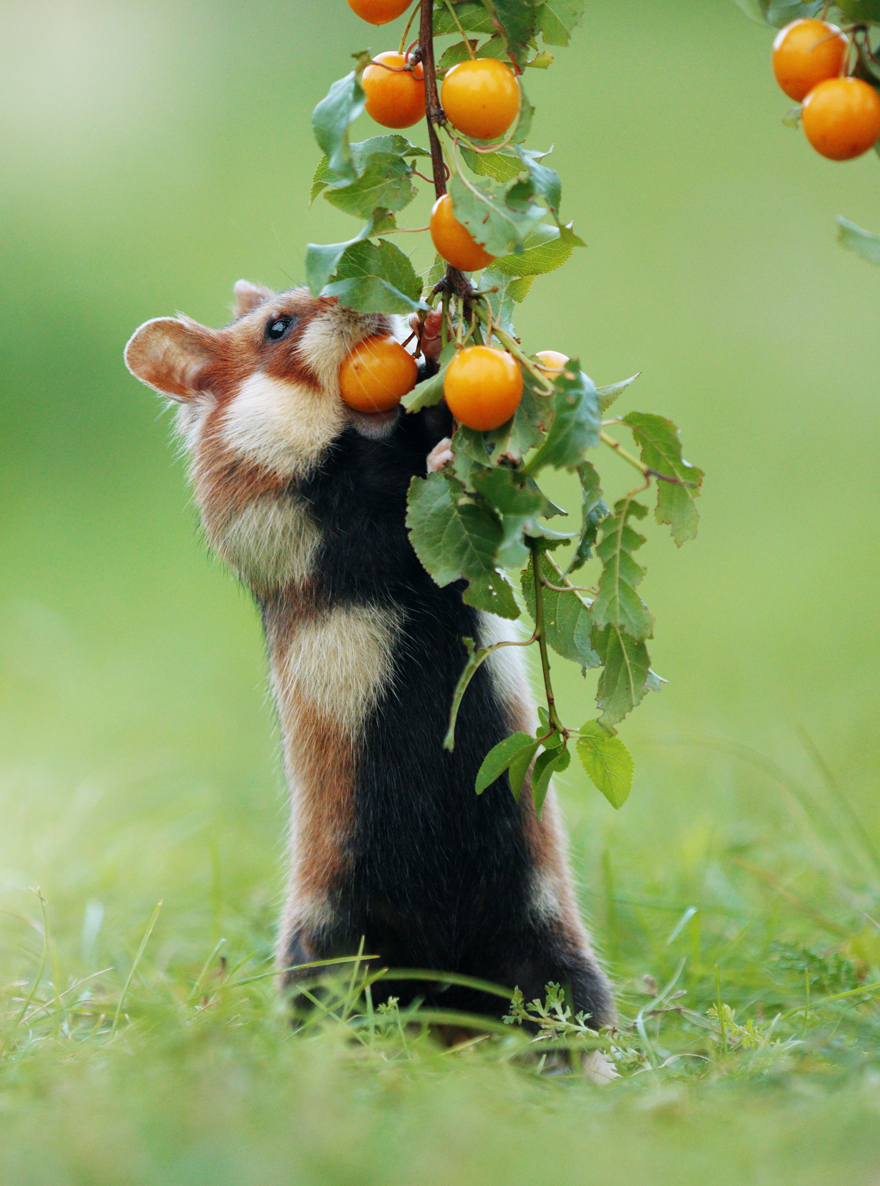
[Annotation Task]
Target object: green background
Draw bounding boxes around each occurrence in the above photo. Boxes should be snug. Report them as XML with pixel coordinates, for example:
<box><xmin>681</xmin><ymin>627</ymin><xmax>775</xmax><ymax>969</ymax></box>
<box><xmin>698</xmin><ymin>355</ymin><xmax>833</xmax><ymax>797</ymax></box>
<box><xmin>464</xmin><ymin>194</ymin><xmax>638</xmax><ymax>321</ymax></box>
<box><xmin>1</xmin><ymin>1</ymin><xmax>878</xmax><ymax>1182</ymax></box>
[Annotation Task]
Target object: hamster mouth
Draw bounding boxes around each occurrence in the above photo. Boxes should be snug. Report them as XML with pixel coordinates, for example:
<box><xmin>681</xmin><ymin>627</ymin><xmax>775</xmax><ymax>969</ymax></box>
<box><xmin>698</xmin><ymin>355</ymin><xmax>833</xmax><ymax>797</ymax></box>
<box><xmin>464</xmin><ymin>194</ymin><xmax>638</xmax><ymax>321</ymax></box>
<box><xmin>347</xmin><ymin>405</ymin><xmax>400</xmax><ymax>440</ymax></box>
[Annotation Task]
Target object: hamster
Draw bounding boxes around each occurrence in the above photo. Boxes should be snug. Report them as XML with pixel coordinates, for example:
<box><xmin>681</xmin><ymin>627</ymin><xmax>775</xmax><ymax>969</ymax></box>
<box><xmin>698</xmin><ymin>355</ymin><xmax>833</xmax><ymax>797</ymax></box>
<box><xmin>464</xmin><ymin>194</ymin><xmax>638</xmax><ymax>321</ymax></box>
<box><xmin>125</xmin><ymin>281</ymin><xmax>615</xmax><ymax>1034</ymax></box>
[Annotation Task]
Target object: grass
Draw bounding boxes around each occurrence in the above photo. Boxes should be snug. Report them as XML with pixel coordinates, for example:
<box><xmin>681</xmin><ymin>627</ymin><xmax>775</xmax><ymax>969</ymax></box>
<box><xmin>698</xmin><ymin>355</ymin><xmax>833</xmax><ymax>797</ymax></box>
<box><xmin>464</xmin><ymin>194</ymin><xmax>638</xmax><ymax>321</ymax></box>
<box><xmin>2</xmin><ymin>731</ymin><xmax>879</xmax><ymax>1185</ymax></box>
<box><xmin>1</xmin><ymin>0</ymin><xmax>879</xmax><ymax>1180</ymax></box>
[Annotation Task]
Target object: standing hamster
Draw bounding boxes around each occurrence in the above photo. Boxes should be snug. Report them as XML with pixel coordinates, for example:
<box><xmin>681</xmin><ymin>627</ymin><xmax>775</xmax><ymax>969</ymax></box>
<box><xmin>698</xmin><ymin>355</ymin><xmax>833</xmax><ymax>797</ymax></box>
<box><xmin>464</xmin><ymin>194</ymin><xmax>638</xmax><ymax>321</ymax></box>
<box><xmin>125</xmin><ymin>281</ymin><xmax>615</xmax><ymax>1037</ymax></box>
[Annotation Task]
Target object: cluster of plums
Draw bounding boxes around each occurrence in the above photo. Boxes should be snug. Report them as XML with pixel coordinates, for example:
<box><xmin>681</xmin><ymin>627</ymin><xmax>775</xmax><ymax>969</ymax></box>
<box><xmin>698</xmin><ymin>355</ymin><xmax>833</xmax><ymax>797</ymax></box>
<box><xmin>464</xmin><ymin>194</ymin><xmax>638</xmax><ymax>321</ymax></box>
<box><xmin>335</xmin><ymin>0</ymin><xmax>564</xmax><ymax>430</ymax></box>
<box><xmin>772</xmin><ymin>18</ymin><xmax>880</xmax><ymax>160</ymax></box>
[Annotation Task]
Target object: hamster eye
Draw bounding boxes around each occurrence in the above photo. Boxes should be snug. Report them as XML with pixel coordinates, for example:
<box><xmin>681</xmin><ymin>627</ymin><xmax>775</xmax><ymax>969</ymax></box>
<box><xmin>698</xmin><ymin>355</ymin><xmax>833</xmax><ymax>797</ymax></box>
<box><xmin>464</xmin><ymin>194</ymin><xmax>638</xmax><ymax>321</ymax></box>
<box><xmin>265</xmin><ymin>315</ymin><xmax>296</xmax><ymax>342</ymax></box>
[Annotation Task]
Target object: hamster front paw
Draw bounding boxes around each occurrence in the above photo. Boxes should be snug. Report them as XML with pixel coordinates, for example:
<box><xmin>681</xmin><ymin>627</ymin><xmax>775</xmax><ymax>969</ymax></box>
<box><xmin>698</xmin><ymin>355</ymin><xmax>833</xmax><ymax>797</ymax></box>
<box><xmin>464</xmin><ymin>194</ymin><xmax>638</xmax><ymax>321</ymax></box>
<box><xmin>426</xmin><ymin>437</ymin><xmax>454</xmax><ymax>474</ymax></box>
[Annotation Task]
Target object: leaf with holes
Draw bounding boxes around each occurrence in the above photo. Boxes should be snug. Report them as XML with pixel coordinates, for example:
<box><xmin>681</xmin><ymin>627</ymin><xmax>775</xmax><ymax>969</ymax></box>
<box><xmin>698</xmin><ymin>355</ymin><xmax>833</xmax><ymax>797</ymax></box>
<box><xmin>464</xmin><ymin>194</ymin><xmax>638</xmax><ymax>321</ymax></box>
<box><xmin>449</xmin><ymin>175</ymin><xmax>547</xmax><ymax>259</ymax></box>
<box><xmin>622</xmin><ymin>412</ymin><xmax>704</xmax><ymax>546</ymax></box>
<box><xmin>591</xmin><ymin>497</ymin><xmax>653</xmax><ymax>640</ymax></box>
<box><xmin>577</xmin><ymin>721</ymin><xmax>633</xmax><ymax>809</ymax></box>
<box><xmin>482</xmin><ymin>0</ymin><xmax>539</xmax><ymax>68</ymax></box>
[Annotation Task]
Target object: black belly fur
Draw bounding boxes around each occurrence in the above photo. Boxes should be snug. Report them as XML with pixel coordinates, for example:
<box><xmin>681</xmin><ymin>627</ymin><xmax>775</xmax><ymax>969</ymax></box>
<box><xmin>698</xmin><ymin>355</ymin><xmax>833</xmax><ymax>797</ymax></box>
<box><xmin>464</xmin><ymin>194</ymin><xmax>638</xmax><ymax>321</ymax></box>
<box><xmin>285</xmin><ymin>408</ymin><xmax>613</xmax><ymax>1025</ymax></box>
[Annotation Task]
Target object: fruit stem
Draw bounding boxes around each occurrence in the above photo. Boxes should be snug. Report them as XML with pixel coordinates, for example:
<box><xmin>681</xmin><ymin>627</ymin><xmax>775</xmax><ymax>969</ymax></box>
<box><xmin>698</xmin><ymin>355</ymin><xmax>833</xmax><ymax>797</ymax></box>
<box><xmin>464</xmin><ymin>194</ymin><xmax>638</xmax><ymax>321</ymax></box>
<box><xmin>530</xmin><ymin>542</ymin><xmax>566</xmax><ymax>737</ymax></box>
<box><xmin>442</xmin><ymin>0</ymin><xmax>477</xmax><ymax>59</ymax></box>
<box><xmin>398</xmin><ymin>2</ymin><xmax>420</xmax><ymax>56</ymax></box>
<box><xmin>470</xmin><ymin>303</ymin><xmax>555</xmax><ymax>393</ymax></box>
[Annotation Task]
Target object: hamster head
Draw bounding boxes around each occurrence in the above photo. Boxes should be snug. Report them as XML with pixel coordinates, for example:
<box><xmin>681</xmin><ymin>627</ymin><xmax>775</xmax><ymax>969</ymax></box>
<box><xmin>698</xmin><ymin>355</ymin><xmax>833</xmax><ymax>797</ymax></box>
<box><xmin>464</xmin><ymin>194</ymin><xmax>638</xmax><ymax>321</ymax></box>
<box><xmin>124</xmin><ymin>281</ymin><xmax>401</xmax><ymax>483</ymax></box>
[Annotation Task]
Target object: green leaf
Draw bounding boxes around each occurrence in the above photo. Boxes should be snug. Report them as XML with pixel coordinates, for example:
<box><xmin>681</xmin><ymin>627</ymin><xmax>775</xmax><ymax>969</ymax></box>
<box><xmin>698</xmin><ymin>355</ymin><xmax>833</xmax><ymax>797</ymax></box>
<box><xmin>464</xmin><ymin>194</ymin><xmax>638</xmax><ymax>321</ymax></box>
<box><xmin>481</xmin><ymin>0</ymin><xmax>539</xmax><ymax>69</ymax></box>
<box><xmin>836</xmin><ymin>0</ymin><xmax>880</xmax><ymax>19</ymax></box>
<box><xmin>837</xmin><ymin>216</ymin><xmax>880</xmax><ymax>265</ymax></box>
<box><xmin>444</xmin><ymin>637</ymin><xmax>489</xmax><ymax>749</ymax></box>
<box><xmin>596</xmin><ymin>372</ymin><xmax>640</xmax><ymax>413</ymax></box>
<box><xmin>567</xmin><ymin>460</ymin><xmax>608</xmax><ymax>574</ymax></box>
<box><xmin>521</xmin><ymin>552</ymin><xmax>600</xmax><ymax>669</ymax></box>
<box><xmin>323</xmin><ymin>239</ymin><xmax>424</xmax><ymax>314</ymax></box>
<box><xmin>576</xmin><ymin>722</ymin><xmax>633</xmax><ymax>809</ymax></box>
<box><xmin>531</xmin><ymin>745</ymin><xmax>568</xmax><ymax>816</ymax></box>
<box><xmin>536</xmin><ymin>0</ymin><xmax>585</xmax><ymax>45</ymax></box>
<box><xmin>449</xmin><ymin>174</ymin><xmax>547</xmax><ymax>258</ymax></box>
<box><xmin>472</xmin><ymin>467</ymin><xmax>548</xmax><ymax>567</ymax></box>
<box><xmin>622</xmin><ymin>412</ymin><xmax>704</xmax><ymax>546</ymax></box>
<box><xmin>490</xmin><ymin>223</ymin><xmax>582</xmax><ymax>279</ymax></box>
<box><xmin>312</xmin><ymin>66</ymin><xmax>368</xmax><ymax>181</ymax></box>
<box><xmin>508</xmin><ymin>275</ymin><xmax>534</xmax><ymax>302</ymax></box>
<box><xmin>475</xmin><ymin>732</ymin><xmax>539</xmax><ymax>794</ymax></box>
<box><xmin>460</xmin><ymin>147</ymin><xmax>525</xmax><ymax>184</ymax></box>
<box><xmin>508</xmin><ymin>739</ymin><xmax>539</xmax><ymax>799</ymax></box>
<box><xmin>591</xmin><ymin>497</ymin><xmax>654</xmax><ymax>639</ymax></box>
<box><xmin>324</xmin><ymin>153</ymin><xmax>418</xmax><ymax>219</ymax></box>
<box><xmin>305</xmin><ymin>221</ymin><xmax>376</xmax><ymax>295</ymax></box>
<box><xmin>406</xmin><ymin>472</ymin><xmax>519</xmax><ymax>619</ymax></box>
<box><xmin>433</xmin><ymin>0</ymin><xmax>496</xmax><ymax>35</ymax></box>
<box><xmin>520</xmin><ymin>362</ymin><xmax>601</xmax><ymax>474</ymax></box>
<box><xmin>592</xmin><ymin>624</ymin><xmax>651</xmax><ymax>726</ymax></box>
<box><xmin>507</xmin><ymin>147</ymin><xmax>563</xmax><ymax>217</ymax></box>
<box><xmin>462</xmin><ymin>569</ymin><xmax>519</xmax><ymax>618</ymax></box>
<box><xmin>310</xmin><ymin>155</ymin><xmax>336</xmax><ymax>204</ymax></box>
<box><xmin>402</xmin><ymin>342</ymin><xmax>455</xmax><ymax>412</ymax></box>
<box><xmin>480</xmin><ymin>267</ymin><xmax>518</xmax><ymax>335</ymax></box>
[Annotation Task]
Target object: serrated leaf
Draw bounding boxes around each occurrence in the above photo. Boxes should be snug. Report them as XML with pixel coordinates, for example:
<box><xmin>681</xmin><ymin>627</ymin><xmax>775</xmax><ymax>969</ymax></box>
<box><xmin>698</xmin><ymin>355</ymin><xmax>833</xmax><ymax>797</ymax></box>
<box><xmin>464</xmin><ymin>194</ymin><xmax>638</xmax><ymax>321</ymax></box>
<box><xmin>596</xmin><ymin>372</ymin><xmax>640</xmax><ymax>413</ymax></box>
<box><xmin>460</xmin><ymin>147</ymin><xmax>525</xmax><ymax>184</ymax></box>
<box><xmin>312</xmin><ymin>67</ymin><xmax>368</xmax><ymax>181</ymax></box>
<box><xmin>471</xmin><ymin>467</ymin><xmax>547</xmax><ymax>567</ymax></box>
<box><xmin>311</xmin><ymin>155</ymin><xmax>335</xmax><ymax>204</ymax></box>
<box><xmin>475</xmin><ymin>732</ymin><xmax>539</xmax><ymax>794</ymax></box>
<box><xmin>521</xmin><ymin>552</ymin><xmax>600</xmax><ymax>669</ymax></box>
<box><xmin>837</xmin><ymin>216</ymin><xmax>880</xmax><ymax>265</ymax></box>
<box><xmin>507</xmin><ymin>147</ymin><xmax>563</xmax><ymax>216</ymax></box>
<box><xmin>433</xmin><ymin>0</ymin><xmax>496</xmax><ymax>35</ymax></box>
<box><xmin>592</xmin><ymin>625</ymin><xmax>651</xmax><ymax>726</ymax></box>
<box><xmin>449</xmin><ymin>174</ymin><xmax>547</xmax><ymax>258</ymax></box>
<box><xmin>622</xmin><ymin>412</ymin><xmax>704</xmax><ymax>546</ymax></box>
<box><xmin>508</xmin><ymin>275</ymin><xmax>534</xmax><ymax>301</ymax></box>
<box><xmin>323</xmin><ymin>239</ymin><xmax>424</xmax><ymax>314</ymax></box>
<box><xmin>462</xmin><ymin>568</ymin><xmax>519</xmax><ymax>618</ymax></box>
<box><xmin>591</xmin><ymin>497</ymin><xmax>654</xmax><ymax>639</ymax></box>
<box><xmin>577</xmin><ymin>722</ymin><xmax>633</xmax><ymax>809</ymax></box>
<box><xmin>324</xmin><ymin>153</ymin><xmax>418</xmax><ymax>219</ymax></box>
<box><xmin>566</xmin><ymin>460</ymin><xmax>608</xmax><ymax>574</ymax></box>
<box><xmin>305</xmin><ymin>221</ymin><xmax>375</xmax><ymax>295</ymax></box>
<box><xmin>481</xmin><ymin>0</ymin><xmax>539</xmax><ymax>68</ymax></box>
<box><xmin>491</xmin><ymin>223</ymin><xmax>580</xmax><ymax>279</ymax></box>
<box><xmin>520</xmin><ymin>362</ymin><xmax>601</xmax><ymax>474</ymax></box>
<box><xmin>439</xmin><ymin>35</ymin><xmax>509</xmax><ymax>71</ymax></box>
<box><xmin>536</xmin><ymin>0</ymin><xmax>584</xmax><ymax>45</ymax></box>
<box><xmin>527</xmin><ymin>49</ymin><xmax>554</xmax><ymax>68</ymax></box>
<box><xmin>480</xmin><ymin>266</ymin><xmax>518</xmax><ymax>335</ymax></box>
<box><xmin>407</xmin><ymin>472</ymin><xmax>519</xmax><ymax>619</ymax></box>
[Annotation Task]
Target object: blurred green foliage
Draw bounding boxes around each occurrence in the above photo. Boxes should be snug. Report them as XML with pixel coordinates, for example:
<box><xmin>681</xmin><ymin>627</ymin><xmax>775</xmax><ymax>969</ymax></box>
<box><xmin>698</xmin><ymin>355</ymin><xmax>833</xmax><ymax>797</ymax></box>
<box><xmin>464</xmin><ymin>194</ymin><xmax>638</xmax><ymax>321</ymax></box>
<box><xmin>1</xmin><ymin>1</ymin><xmax>878</xmax><ymax>1182</ymax></box>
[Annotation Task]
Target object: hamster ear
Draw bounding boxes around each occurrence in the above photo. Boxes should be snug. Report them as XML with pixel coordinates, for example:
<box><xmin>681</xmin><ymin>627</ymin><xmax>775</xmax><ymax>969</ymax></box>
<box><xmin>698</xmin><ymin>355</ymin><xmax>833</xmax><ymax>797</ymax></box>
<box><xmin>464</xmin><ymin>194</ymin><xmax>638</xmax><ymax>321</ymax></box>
<box><xmin>124</xmin><ymin>316</ymin><xmax>219</xmax><ymax>403</ymax></box>
<box><xmin>233</xmin><ymin>279</ymin><xmax>275</xmax><ymax>318</ymax></box>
